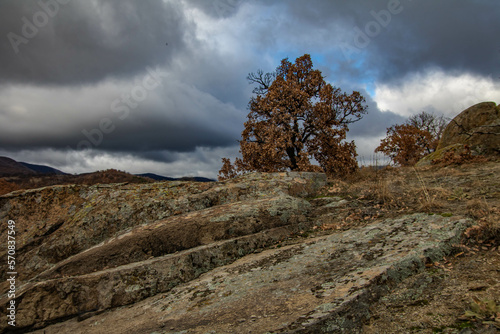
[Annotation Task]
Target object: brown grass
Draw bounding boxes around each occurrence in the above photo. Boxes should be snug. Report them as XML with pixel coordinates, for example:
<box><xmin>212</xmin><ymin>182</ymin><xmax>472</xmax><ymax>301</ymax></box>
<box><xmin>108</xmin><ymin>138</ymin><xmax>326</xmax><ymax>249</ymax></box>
<box><xmin>325</xmin><ymin>161</ymin><xmax>500</xmax><ymax>245</ymax></box>
<box><xmin>464</xmin><ymin>200</ymin><xmax>500</xmax><ymax>244</ymax></box>
<box><xmin>324</xmin><ymin>161</ymin><xmax>500</xmax><ymax>333</ymax></box>
<box><xmin>432</xmin><ymin>145</ymin><xmax>489</xmax><ymax>166</ymax></box>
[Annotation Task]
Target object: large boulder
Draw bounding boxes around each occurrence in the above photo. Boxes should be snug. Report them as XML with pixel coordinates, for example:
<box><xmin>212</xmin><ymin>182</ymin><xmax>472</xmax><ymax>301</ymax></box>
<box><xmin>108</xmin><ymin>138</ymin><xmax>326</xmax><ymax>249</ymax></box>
<box><xmin>437</xmin><ymin>101</ymin><xmax>500</xmax><ymax>155</ymax></box>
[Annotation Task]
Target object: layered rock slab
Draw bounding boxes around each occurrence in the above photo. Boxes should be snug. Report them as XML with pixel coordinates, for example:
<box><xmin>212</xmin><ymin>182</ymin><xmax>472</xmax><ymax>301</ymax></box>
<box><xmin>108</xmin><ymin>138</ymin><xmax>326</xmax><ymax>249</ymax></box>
<box><xmin>0</xmin><ymin>172</ymin><xmax>327</xmax><ymax>333</ymax></box>
<box><xmin>29</xmin><ymin>213</ymin><xmax>471</xmax><ymax>334</ymax></box>
<box><xmin>0</xmin><ymin>172</ymin><xmax>325</xmax><ymax>282</ymax></box>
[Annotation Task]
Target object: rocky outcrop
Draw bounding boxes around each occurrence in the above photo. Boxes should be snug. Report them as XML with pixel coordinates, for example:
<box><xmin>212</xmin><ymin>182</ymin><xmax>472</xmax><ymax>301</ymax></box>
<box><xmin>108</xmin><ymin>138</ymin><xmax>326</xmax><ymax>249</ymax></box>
<box><xmin>416</xmin><ymin>102</ymin><xmax>499</xmax><ymax>166</ymax></box>
<box><xmin>0</xmin><ymin>171</ymin><xmax>474</xmax><ymax>333</ymax></box>
<box><xmin>437</xmin><ymin>101</ymin><xmax>500</xmax><ymax>155</ymax></box>
<box><xmin>28</xmin><ymin>214</ymin><xmax>471</xmax><ymax>334</ymax></box>
<box><xmin>0</xmin><ymin>172</ymin><xmax>325</xmax><ymax>283</ymax></box>
<box><xmin>0</xmin><ymin>172</ymin><xmax>326</xmax><ymax>333</ymax></box>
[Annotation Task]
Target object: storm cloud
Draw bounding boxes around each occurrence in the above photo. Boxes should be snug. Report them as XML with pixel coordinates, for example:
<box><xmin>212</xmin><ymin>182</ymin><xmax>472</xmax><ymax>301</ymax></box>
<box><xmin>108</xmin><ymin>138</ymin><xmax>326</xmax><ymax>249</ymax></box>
<box><xmin>0</xmin><ymin>0</ymin><xmax>499</xmax><ymax>177</ymax></box>
<box><xmin>1</xmin><ymin>0</ymin><xmax>189</xmax><ymax>85</ymax></box>
<box><xmin>280</xmin><ymin>0</ymin><xmax>500</xmax><ymax>82</ymax></box>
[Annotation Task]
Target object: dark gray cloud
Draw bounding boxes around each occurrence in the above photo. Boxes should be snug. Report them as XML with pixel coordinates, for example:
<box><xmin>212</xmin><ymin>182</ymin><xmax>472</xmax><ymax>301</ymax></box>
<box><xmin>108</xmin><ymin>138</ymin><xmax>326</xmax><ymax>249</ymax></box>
<box><xmin>0</xmin><ymin>77</ymin><xmax>245</xmax><ymax>154</ymax></box>
<box><xmin>284</xmin><ymin>0</ymin><xmax>500</xmax><ymax>83</ymax></box>
<box><xmin>0</xmin><ymin>0</ymin><xmax>498</xmax><ymax>177</ymax></box>
<box><xmin>0</xmin><ymin>0</ymin><xmax>254</xmax><ymax>177</ymax></box>
<box><xmin>183</xmin><ymin>0</ymin><xmax>248</xmax><ymax>19</ymax></box>
<box><xmin>0</xmin><ymin>0</ymin><xmax>188</xmax><ymax>85</ymax></box>
<box><xmin>362</xmin><ymin>0</ymin><xmax>500</xmax><ymax>82</ymax></box>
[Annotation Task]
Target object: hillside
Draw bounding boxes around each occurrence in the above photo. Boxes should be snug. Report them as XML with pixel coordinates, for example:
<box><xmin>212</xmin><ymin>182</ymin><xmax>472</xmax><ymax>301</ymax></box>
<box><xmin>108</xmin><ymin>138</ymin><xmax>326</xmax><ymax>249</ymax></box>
<box><xmin>0</xmin><ymin>157</ymin><xmax>214</xmax><ymax>196</ymax></box>
<box><xmin>0</xmin><ymin>157</ymin><xmax>156</xmax><ymax>195</ymax></box>
<box><xmin>0</xmin><ymin>157</ymin><xmax>36</xmax><ymax>176</ymax></box>
<box><xmin>0</xmin><ymin>157</ymin><xmax>67</xmax><ymax>177</ymax></box>
<box><xmin>0</xmin><ymin>169</ymin><xmax>154</xmax><ymax>196</ymax></box>
<box><xmin>136</xmin><ymin>173</ymin><xmax>215</xmax><ymax>182</ymax></box>
<box><xmin>0</xmin><ymin>161</ymin><xmax>498</xmax><ymax>333</ymax></box>
<box><xmin>18</xmin><ymin>162</ymin><xmax>66</xmax><ymax>175</ymax></box>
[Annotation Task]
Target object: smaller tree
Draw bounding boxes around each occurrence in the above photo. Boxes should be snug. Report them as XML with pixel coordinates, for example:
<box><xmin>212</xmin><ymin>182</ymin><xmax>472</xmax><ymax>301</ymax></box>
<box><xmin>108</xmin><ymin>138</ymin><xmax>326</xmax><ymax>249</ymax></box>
<box><xmin>407</xmin><ymin>112</ymin><xmax>447</xmax><ymax>149</ymax></box>
<box><xmin>376</xmin><ymin>111</ymin><xmax>447</xmax><ymax>166</ymax></box>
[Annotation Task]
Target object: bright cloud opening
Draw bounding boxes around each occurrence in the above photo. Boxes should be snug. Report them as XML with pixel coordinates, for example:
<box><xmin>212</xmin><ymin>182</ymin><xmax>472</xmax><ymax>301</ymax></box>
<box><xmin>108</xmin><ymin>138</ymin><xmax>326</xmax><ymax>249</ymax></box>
<box><xmin>374</xmin><ymin>69</ymin><xmax>500</xmax><ymax>118</ymax></box>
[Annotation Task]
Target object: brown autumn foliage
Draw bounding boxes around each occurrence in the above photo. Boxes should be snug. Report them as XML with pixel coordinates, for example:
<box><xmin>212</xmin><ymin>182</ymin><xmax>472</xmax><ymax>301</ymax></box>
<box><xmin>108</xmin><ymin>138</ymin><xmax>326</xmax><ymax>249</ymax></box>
<box><xmin>0</xmin><ymin>179</ymin><xmax>20</xmax><ymax>195</ymax></box>
<box><xmin>375</xmin><ymin>111</ymin><xmax>447</xmax><ymax>166</ymax></box>
<box><xmin>219</xmin><ymin>158</ymin><xmax>239</xmax><ymax>181</ymax></box>
<box><xmin>219</xmin><ymin>54</ymin><xmax>367</xmax><ymax>180</ymax></box>
<box><xmin>375</xmin><ymin>124</ymin><xmax>434</xmax><ymax>166</ymax></box>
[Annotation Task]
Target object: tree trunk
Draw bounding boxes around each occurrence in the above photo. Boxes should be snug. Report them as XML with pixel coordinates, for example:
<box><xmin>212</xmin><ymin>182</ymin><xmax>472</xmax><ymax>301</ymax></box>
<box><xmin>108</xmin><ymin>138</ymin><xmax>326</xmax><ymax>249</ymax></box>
<box><xmin>286</xmin><ymin>146</ymin><xmax>299</xmax><ymax>171</ymax></box>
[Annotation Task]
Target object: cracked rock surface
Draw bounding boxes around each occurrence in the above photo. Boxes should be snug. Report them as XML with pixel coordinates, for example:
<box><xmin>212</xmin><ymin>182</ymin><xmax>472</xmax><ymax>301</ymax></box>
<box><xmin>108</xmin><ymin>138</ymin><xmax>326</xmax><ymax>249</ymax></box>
<box><xmin>0</xmin><ymin>171</ymin><xmax>474</xmax><ymax>333</ymax></box>
<box><xmin>27</xmin><ymin>214</ymin><xmax>469</xmax><ymax>334</ymax></box>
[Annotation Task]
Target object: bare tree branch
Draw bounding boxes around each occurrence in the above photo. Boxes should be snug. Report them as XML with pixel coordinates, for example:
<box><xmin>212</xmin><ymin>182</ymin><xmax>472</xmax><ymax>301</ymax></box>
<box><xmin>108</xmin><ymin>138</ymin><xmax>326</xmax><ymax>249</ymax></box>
<box><xmin>247</xmin><ymin>69</ymin><xmax>275</xmax><ymax>95</ymax></box>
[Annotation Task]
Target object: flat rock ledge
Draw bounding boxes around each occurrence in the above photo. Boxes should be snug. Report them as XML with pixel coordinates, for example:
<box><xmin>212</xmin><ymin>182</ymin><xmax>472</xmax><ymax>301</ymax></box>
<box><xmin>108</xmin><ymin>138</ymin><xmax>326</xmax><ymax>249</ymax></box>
<box><xmin>0</xmin><ymin>172</ymin><xmax>326</xmax><ymax>333</ymax></box>
<box><xmin>27</xmin><ymin>213</ymin><xmax>470</xmax><ymax>334</ymax></box>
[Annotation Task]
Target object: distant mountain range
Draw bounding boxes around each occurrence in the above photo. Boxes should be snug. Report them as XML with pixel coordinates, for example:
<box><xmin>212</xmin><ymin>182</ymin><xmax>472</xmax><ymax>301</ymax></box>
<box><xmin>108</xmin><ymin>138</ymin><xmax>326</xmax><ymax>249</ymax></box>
<box><xmin>136</xmin><ymin>173</ymin><xmax>214</xmax><ymax>183</ymax></box>
<box><xmin>0</xmin><ymin>156</ymin><xmax>66</xmax><ymax>176</ymax></box>
<box><xmin>0</xmin><ymin>156</ymin><xmax>214</xmax><ymax>182</ymax></box>
<box><xmin>0</xmin><ymin>157</ymin><xmax>36</xmax><ymax>176</ymax></box>
<box><xmin>19</xmin><ymin>161</ymin><xmax>67</xmax><ymax>175</ymax></box>
<box><xmin>136</xmin><ymin>173</ymin><xmax>178</xmax><ymax>181</ymax></box>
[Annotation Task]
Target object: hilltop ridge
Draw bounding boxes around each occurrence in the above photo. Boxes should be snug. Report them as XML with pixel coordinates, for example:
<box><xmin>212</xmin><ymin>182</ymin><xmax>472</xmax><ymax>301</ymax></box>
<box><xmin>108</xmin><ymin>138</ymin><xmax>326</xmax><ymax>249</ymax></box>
<box><xmin>0</xmin><ymin>157</ymin><xmax>214</xmax><ymax>196</ymax></box>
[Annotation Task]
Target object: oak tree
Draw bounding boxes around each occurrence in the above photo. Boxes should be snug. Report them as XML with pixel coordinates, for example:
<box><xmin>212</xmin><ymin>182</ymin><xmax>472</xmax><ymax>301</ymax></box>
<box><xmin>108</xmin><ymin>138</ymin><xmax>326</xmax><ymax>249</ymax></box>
<box><xmin>407</xmin><ymin>111</ymin><xmax>447</xmax><ymax>150</ymax></box>
<box><xmin>219</xmin><ymin>54</ymin><xmax>367</xmax><ymax>180</ymax></box>
<box><xmin>375</xmin><ymin>111</ymin><xmax>447</xmax><ymax>166</ymax></box>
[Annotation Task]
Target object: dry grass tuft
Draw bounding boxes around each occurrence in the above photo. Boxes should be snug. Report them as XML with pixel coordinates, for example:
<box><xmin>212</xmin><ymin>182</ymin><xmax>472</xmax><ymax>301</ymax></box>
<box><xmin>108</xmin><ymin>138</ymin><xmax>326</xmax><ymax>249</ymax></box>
<box><xmin>417</xmin><ymin>198</ymin><xmax>446</xmax><ymax>212</ymax></box>
<box><xmin>465</xmin><ymin>200</ymin><xmax>500</xmax><ymax>245</ymax></box>
<box><xmin>0</xmin><ymin>178</ymin><xmax>20</xmax><ymax>195</ymax></box>
<box><xmin>466</xmin><ymin>199</ymin><xmax>491</xmax><ymax>219</ymax></box>
<box><xmin>325</xmin><ymin>161</ymin><xmax>500</xmax><ymax>245</ymax></box>
<box><xmin>432</xmin><ymin>145</ymin><xmax>489</xmax><ymax>166</ymax></box>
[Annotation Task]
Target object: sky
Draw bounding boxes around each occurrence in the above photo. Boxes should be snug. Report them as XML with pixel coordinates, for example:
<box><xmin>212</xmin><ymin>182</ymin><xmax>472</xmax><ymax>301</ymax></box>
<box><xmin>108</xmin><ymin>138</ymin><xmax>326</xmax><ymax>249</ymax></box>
<box><xmin>0</xmin><ymin>0</ymin><xmax>499</xmax><ymax>178</ymax></box>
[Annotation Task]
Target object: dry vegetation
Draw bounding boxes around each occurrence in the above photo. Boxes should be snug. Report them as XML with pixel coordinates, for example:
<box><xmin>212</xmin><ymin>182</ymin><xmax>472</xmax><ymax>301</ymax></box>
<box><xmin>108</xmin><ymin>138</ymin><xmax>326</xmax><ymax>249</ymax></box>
<box><xmin>432</xmin><ymin>144</ymin><xmax>489</xmax><ymax>166</ymax></box>
<box><xmin>0</xmin><ymin>178</ymin><xmax>20</xmax><ymax>196</ymax></box>
<box><xmin>316</xmin><ymin>160</ymin><xmax>500</xmax><ymax>245</ymax></box>
<box><xmin>313</xmin><ymin>160</ymin><xmax>500</xmax><ymax>333</ymax></box>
